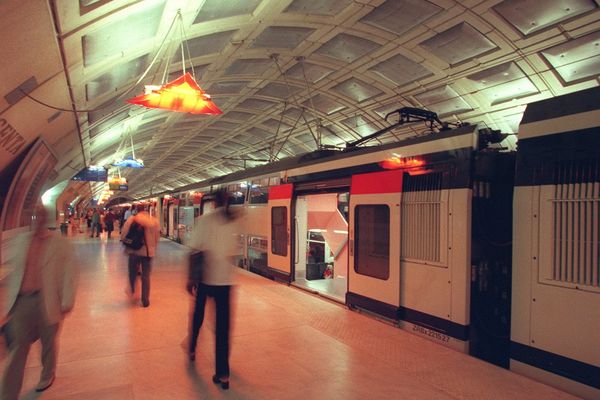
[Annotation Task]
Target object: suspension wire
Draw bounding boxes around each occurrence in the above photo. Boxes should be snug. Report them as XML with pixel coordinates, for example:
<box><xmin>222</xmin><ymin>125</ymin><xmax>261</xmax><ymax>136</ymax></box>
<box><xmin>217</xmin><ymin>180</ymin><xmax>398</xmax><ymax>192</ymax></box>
<box><xmin>298</xmin><ymin>57</ymin><xmax>322</xmax><ymax>147</ymax></box>
<box><xmin>19</xmin><ymin>10</ymin><xmax>181</xmax><ymax>113</ymax></box>
<box><xmin>268</xmin><ymin>101</ymin><xmax>288</xmax><ymax>160</ymax></box>
<box><xmin>270</xmin><ymin>55</ymin><xmax>320</xmax><ymax>149</ymax></box>
<box><xmin>127</xmin><ymin>130</ymin><xmax>136</xmax><ymax>160</ymax></box>
<box><xmin>179</xmin><ymin>11</ymin><xmax>186</xmax><ymax>75</ymax></box>
<box><xmin>273</xmin><ymin>108</ymin><xmax>305</xmax><ymax>161</ymax></box>
<box><xmin>179</xmin><ymin>11</ymin><xmax>197</xmax><ymax>81</ymax></box>
<box><xmin>160</xmin><ymin>44</ymin><xmax>174</xmax><ymax>85</ymax></box>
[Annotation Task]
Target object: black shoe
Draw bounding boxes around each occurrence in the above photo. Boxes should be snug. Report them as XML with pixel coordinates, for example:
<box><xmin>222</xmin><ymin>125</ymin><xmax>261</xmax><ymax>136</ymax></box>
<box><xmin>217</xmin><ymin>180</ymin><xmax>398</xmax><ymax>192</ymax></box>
<box><xmin>212</xmin><ymin>375</ymin><xmax>229</xmax><ymax>390</ymax></box>
<box><xmin>35</xmin><ymin>375</ymin><xmax>55</xmax><ymax>392</ymax></box>
<box><xmin>142</xmin><ymin>300</ymin><xmax>150</xmax><ymax>307</ymax></box>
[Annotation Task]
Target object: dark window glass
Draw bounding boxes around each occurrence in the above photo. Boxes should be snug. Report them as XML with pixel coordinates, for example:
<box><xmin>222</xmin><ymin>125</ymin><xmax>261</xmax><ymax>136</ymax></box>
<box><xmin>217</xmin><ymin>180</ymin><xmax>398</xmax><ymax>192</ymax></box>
<box><xmin>226</xmin><ymin>183</ymin><xmax>247</xmax><ymax>204</ymax></box>
<box><xmin>249</xmin><ymin>186</ymin><xmax>268</xmax><ymax>203</ymax></box>
<box><xmin>271</xmin><ymin>206</ymin><xmax>288</xmax><ymax>256</ymax></box>
<box><xmin>354</xmin><ymin>205</ymin><xmax>390</xmax><ymax>280</ymax></box>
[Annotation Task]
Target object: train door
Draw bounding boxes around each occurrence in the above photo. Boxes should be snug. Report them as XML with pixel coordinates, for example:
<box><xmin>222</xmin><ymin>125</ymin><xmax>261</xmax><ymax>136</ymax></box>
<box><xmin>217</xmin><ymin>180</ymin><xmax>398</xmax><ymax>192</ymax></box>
<box><xmin>347</xmin><ymin>170</ymin><xmax>403</xmax><ymax>319</ymax></box>
<box><xmin>268</xmin><ymin>184</ymin><xmax>293</xmax><ymax>281</ymax></box>
<box><xmin>293</xmin><ymin>191</ymin><xmax>349</xmax><ymax>302</ymax></box>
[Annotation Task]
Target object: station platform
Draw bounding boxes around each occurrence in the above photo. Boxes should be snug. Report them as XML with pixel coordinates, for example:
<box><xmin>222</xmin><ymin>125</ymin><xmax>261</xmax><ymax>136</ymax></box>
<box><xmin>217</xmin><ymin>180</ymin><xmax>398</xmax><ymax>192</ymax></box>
<box><xmin>0</xmin><ymin>233</ymin><xmax>579</xmax><ymax>399</ymax></box>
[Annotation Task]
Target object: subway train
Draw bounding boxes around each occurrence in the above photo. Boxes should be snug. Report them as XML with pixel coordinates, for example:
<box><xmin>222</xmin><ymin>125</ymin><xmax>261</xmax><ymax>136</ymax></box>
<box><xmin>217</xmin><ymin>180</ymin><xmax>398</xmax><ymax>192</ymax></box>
<box><xmin>156</xmin><ymin>87</ymin><xmax>599</xmax><ymax>398</ymax></box>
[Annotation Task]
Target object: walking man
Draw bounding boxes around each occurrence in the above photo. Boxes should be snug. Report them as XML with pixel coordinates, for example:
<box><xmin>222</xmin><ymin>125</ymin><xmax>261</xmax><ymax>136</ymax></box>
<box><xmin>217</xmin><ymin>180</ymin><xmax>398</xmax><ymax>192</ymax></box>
<box><xmin>120</xmin><ymin>205</ymin><xmax>159</xmax><ymax>307</ymax></box>
<box><xmin>1</xmin><ymin>204</ymin><xmax>78</xmax><ymax>399</ymax></box>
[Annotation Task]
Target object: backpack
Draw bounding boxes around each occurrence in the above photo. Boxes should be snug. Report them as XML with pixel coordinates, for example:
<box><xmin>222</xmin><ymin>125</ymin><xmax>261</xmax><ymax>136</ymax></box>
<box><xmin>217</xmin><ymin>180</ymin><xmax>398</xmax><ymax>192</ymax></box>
<box><xmin>122</xmin><ymin>220</ymin><xmax>145</xmax><ymax>250</ymax></box>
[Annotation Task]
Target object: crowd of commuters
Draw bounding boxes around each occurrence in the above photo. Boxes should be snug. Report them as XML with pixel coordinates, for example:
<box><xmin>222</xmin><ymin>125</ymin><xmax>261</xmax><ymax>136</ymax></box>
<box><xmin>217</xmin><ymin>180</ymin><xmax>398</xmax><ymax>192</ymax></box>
<box><xmin>1</xmin><ymin>195</ymin><xmax>240</xmax><ymax>398</ymax></box>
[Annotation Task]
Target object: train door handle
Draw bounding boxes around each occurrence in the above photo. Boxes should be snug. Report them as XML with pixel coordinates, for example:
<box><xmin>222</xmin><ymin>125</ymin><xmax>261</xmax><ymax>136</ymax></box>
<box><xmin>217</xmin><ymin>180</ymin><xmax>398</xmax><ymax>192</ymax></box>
<box><xmin>294</xmin><ymin>217</ymin><xmax>299</xmax><ymax>264</ymax></box>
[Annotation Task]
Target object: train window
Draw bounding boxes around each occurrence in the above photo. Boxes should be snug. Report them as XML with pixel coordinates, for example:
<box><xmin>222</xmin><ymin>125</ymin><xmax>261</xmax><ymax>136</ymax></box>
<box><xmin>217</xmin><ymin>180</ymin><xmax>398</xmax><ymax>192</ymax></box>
<box><xmin>338</xmin><ymin>192</ymin><xmax>349</xmax><ymax>222</ymax></box>
<box><xmin>354</xmin><ymin>205</ymin><xmax>390</xmax><ymax>280</ymax></box>
<box><xmin>248</xmin><ymin>236</ymin><xmax>268</xmax><ymax>273</ymax></box>
<box><xmin>271</xmin><ymin>206</ymin><xmax>288</xmax><ymax>256</ymax></box>
<box><xmin>227</xmin><ymin>183</ymin><xmax>246</xmax><ymax>205</ymax></box>
<box><xmin>249</xmin><ymin>180</ymin><xmax>268</xmax><ymax>204</ymax></box>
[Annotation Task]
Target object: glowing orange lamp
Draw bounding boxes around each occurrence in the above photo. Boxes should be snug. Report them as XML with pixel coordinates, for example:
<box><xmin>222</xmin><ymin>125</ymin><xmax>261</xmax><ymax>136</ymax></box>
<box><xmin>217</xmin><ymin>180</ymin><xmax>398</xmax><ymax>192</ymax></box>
<box><xmin>126</xmin><ymin>72</ymin><xmax>222</xmax><ymax>115</ymax></box>
<box><xmin>379</xmin><ymin>156</ymin><xmax>425</xmax><ymax>170</ymax></box>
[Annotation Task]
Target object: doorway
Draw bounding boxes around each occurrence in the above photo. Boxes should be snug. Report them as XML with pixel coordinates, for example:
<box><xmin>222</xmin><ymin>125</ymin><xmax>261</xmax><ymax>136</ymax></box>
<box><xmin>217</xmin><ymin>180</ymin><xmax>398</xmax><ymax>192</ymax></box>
<box><xmin>293</xmin><ymin>192</ymin><xmax>349</xmax><ymax>302</ymax></box>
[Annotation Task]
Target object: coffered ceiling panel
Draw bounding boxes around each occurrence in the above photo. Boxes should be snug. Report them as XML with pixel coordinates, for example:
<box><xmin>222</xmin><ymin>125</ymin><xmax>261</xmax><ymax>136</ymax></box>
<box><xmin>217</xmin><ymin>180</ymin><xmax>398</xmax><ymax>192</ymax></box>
<box><xmin>493</xmin><ymin>0</ymin><xmax>597</xmax><ymax>36</ymax></box>
<box><xmin>369</xmin><ymin>53</ymin><xmax>434</xmax><ymax>87</ymax></box>
<box><xmin>315</xmin><ymin>33</ymin><xmax>381</xmax><ymax>63</ymax></box>
<box><xmin>420</xmin><ymin>22</ymin><xmax>498</xmax><ymax>66</ymax></box>
<box><xmin>283</xmin><ymin>0</ymin><xmax>353</xmax><ymax>16</ymax></box>
<box><xmin>251</xmin><ymin>26</ymin><xmax>316</xmax><ymax>49</ymax></box>
<box><xmin>360</xmin><ymin>0</ymin><xmax>443</xmax><ymax>36</ymax></box>
<box><xmin>82</xmin><ymin>1</ymin><xmax>165</xmax><ymax>67</ymax></box>
<box><xmin>193</xmin><ymin>0</ymin><xmax>262</xmax><ymax>23</ymax></box>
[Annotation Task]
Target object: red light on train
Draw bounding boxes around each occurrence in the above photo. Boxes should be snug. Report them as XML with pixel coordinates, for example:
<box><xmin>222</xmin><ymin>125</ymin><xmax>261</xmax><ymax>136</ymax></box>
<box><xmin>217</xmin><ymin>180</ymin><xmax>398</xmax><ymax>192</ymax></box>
<box><xmin>126</xmin><ymin>73</ymin><xmax>222</xmax><ymax>115</ymax></box>
<box><xmin>379</xmin><ymin>156</ymin><xmax>425</xmax><ymax>170</ymax></box>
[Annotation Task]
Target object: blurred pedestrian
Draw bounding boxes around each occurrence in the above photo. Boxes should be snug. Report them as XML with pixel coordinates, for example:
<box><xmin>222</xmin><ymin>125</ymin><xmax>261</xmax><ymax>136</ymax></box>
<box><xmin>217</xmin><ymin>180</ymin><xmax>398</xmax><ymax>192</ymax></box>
<box><xmin>104</xmin><ymin>209</ymin><xmax>116</xmax><ymax>239</ymax></box>
<box><xmin>187</xmin><ymin>190</ymin><xmax>238</xmax><ymax>390</ymax></box>
<box><xmin>86</xmin><ymin>209</ymin><xmax>92</xmax><ymax>229</ymax></box>
<box><xmin>120</xmin><ymin>205</ymin><xmax>159</xmax><ymax>307</ymax></box>
<box><xmin>0</xmin><ymin>204</ymin><xmax>77</xmax><ymax>399</ymax></box>
<box><xmin>90</xmin><ymin>208</ymin><xmax>100</xmax><ymax>238</ymax></box>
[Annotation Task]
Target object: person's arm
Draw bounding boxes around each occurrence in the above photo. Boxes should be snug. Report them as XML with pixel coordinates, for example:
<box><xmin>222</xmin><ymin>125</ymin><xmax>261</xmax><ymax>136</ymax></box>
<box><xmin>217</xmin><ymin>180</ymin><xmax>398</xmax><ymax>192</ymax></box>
<box><xmin>153</xmin><ymin>219</ymin><xmax>160</xmax><ymax>246</ymax></box>
<box><xmin>58</xmin><ymin>238</ymin><xmax>78</xmax><ymax>314</ymax></box>
<box><xmin>120</xmin><ymin>217</ymin><xmax>133</xmax><ymax>241</ymax></box>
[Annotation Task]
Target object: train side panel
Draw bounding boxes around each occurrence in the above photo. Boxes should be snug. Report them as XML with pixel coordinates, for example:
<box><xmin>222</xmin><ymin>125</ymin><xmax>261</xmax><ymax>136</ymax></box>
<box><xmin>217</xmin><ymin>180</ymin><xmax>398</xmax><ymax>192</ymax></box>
<box><xmin>511</xmin><ymin>87</ymin><xmax>600</xmax><ymax>399</ymax></box>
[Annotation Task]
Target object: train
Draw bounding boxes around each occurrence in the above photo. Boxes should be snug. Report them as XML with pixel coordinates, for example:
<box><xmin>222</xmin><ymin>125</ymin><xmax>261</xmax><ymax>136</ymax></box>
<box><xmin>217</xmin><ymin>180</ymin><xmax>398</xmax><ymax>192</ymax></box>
<box><xmin>152</xmin><ymin>87</ymin><xmax>600</xmax><ymax>399</ymax></box>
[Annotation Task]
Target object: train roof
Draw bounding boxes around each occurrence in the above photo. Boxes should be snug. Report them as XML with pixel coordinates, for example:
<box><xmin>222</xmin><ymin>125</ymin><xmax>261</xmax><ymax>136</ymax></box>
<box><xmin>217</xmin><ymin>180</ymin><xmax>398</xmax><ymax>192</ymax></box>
<box><xmin>168</xmin><ymin>123</ymin><xmax>479</xmax><ymax>195</ymax></box>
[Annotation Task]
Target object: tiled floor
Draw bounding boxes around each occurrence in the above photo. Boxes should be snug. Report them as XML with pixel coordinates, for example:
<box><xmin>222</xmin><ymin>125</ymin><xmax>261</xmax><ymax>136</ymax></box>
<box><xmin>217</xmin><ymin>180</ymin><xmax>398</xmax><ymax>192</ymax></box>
<box><xmin>0</xmin><ymin>233</ymin><xmax>579</xmax><ymax>399</ymax></box>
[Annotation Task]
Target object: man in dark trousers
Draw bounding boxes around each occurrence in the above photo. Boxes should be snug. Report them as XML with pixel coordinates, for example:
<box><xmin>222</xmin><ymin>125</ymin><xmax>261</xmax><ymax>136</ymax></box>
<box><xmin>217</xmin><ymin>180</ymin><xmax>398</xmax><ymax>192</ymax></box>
<box><xmin>120</xmin><ymin>205</ymin><xmax>159</xmax><ymax>307</ymax></box>
<box><xmin>187</xmin><ymin>190</ymin><xmax>239</xmax><ymax>390</ymax></box>
<box><xmin>104</xmin><ymin>209</ymin><xmax>116</xmax><ymax>238</ymax></box>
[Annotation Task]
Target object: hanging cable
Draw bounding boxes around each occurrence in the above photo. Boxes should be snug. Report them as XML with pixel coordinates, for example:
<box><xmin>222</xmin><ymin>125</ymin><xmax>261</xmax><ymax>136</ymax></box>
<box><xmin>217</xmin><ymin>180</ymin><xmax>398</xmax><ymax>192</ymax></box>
<box><xmin>298</xmin><ymin>57</ymin><xmax>323</xmax><ymax>147</ymax></box>
<box><xmin>273</xmin><ymin>108</ymin><xmax>305</xmax><ymax>161</ymax></box>
<box><xmin>270</xmin><ymin>54</ymin><xmax>320</xmax><ymax>149</ymax></box>
<box><xmin>268</xmin><ymin>101</ymin><xmax>288</xmax><ymax>160</ymax></box>
<box><xmin>19</xmin><ymin>9</ymin><xmax>182</xmax><ymax>113</ymax></box>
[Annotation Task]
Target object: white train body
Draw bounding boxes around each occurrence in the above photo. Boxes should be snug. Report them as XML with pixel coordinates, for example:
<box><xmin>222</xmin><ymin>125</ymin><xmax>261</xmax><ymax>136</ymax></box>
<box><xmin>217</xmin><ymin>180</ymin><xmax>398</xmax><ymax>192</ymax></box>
<box><xmin>510</xmin><ymin>88</ymin><xmax>600</xmax><ymax>399</ymax></box>
<box><xmin>159</xmin><ymin>87</ymin><xmax>600</xmax><ymax>399</ymax></box>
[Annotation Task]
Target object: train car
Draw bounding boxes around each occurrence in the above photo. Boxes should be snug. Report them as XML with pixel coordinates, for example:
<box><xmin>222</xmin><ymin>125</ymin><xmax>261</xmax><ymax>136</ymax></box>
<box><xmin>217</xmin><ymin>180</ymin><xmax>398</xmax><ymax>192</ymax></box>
<box><xmin>178</xmin><ymin>115</ymin><xmax>513</xmax><ymax>354</ymax></box>
<box><xmin>165</xmin><ymin>89</ymin><xmax>599</xmax><ymax>399</ymax></box>
<box><xmin>510</xmin><ymin>87</ymin><xmax>600</xmax><ymax>399</ymax></box>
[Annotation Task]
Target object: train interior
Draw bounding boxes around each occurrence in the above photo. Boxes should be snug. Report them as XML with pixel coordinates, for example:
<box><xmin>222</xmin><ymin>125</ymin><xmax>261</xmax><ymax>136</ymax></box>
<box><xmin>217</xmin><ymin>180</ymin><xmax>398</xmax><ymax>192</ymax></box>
<box><xmin>293</xmin><ymin>192</ymin><xmax>349</xmax><ymax>302</ymax></box>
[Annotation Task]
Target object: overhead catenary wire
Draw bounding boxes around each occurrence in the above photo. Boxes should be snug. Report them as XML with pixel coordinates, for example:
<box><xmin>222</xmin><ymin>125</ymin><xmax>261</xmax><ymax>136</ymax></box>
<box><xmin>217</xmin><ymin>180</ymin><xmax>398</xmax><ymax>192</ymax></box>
<box><xmin>270</xmin><ymin>54</ymin><xmax>321</xmax><ymax>150</ymax></box>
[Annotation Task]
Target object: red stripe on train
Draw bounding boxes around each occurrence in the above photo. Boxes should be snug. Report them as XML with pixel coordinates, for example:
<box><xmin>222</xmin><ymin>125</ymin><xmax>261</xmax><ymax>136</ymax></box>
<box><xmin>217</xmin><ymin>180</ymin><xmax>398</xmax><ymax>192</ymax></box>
<box><xmin>350</xmin><ymin>170</ymin><xmax>403</xmax><ymax>194</ymax></box>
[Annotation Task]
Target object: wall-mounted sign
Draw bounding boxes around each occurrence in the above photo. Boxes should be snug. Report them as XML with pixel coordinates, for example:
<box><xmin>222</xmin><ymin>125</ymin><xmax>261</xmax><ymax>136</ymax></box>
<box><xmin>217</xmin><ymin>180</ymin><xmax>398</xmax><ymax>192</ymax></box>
<box><xmin>108</xmin><ymin>176</ymin><xmax>128</xmax><ymax>191</ymax></box>
<box><xmin>72</xmin><ymin>166</ymin><xmax>108</xmax><ymax>182</ymax></box>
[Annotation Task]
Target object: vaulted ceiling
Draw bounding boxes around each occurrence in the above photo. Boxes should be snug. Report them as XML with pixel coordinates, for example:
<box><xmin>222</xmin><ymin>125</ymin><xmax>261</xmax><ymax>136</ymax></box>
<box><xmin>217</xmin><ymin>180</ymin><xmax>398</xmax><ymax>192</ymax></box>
<box><xmin>1</xmin><ymin>0</ymin><xmax>599</xmax><ymax>205</ymax></box>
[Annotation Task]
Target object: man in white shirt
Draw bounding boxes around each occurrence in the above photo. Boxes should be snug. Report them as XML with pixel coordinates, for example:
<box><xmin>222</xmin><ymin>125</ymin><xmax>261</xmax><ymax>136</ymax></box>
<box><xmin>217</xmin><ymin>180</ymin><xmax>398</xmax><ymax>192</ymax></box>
<box><xmin>187</xmin><ymin>190</ymin><xmax>238</xmax><ymax>390</ymax></box>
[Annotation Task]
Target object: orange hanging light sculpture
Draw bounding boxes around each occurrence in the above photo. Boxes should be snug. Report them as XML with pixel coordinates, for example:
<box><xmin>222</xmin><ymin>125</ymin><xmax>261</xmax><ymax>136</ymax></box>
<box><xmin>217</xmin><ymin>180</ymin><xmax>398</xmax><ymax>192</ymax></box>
<box><xmin>126</xmin><ymin>72</ymin><xmax>222</xmax><ymax>115</ymax></box>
